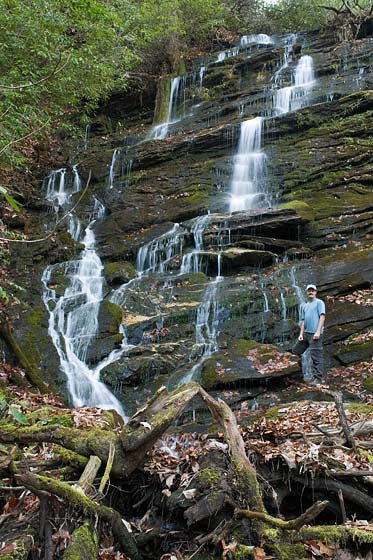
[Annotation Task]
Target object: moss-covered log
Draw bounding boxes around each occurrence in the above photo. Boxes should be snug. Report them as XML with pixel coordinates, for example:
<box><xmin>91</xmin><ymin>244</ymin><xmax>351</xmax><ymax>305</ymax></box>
<box><xmin>63</xmin><ymin>523</ymin><xmax>99</xmax><ymax>560</ymax></box>
<box><xmin>0</xmin><ymin>382</ymin><xmax>201</xmax><ymax>478</ymax></box>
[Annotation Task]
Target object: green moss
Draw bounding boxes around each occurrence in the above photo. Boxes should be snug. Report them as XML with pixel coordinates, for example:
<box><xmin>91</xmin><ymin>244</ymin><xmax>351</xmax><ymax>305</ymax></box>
<box><xmin>26</xmin><ymin>407</ymin><xmax>73</xmax><ymax>427</ymax></box>
<box><xmin>264</xmin><ymin>528</ymin><xmax>280</xmax><ymax>539</ymax></box>
<box><xmin>345</xmin><ymin>402</ymin><xmax>373</xmax><ymax>414</ymax></box>
<box><xmin>153</xmin><ymin>77</ymin><xmax>171</xmax><ymax>124</ymax></box>
<box><xmin>101</xmin><ymin>299</ymin><xmax>123</xmax><ymax>326</ymax></box>
<box><xmin>233</xmin><ymin>338</ymin><xmax>258</xmax><ymax>355</ymax></box>
<box><xmin>63</xmin><ymin>522</ymin><xmax>98</xmax><ymax>560</ymax></box>
<box><xmin>2</xmin><ymin>541</ymin><xmax>28</xmax><ymax>560</ymax></box>
<box><xmin>234</xmin><ymin>545</ymin><xmax>255</xmax><ymax>559</ymax></box>
<box><xmin>279</xmin><ymin>200</ymin><xmax>315</xmax><ymax>221</ymax></box>
<box><xmin>299</xmin><ymin>525</ymin><xmax>373</xmax><ymax>544</ymax></box>
<box><xmin>53</xmin><ymin>445</ymin><xmax>88</xmax><ymax>467</ymax></box>
<box><xmin>197</xmin><ymin>467</ymin><xmax>221</xmax><ymax>487</ymax></box>
<box><xmin>24</xmin><ymin>306</ymin><xmax>47</xmax><ymax>367</ymax></box>
<box><xmin>362</xmin><ymin>376</ymin><xmax>373</xmax><ymax>393</ymax></box>
<box><xmin>200</xmin><ymin>360</ymin><xmax>219</xmax><ymax>389</ymax></box>
<box><xmin>269</xmin><ymin>543</ymin><xmax>308</xmax><ymax>560</ymax></box>
<box><xmin>104</xmin><ymin>261</ymin><xmax>136</xmax><ymax>283</ymax></box>
<box><xmin>359</xmin><ymin>449</ymin><xmax>373</xmax><ymax>464</ymax></box>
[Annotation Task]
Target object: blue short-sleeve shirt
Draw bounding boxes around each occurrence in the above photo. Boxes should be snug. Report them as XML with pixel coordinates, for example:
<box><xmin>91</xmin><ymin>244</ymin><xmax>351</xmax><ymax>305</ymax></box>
<box><xmin>300</xmin><ymin>298</ymin><xmax>325</xmax><ymax>333</ymax></box>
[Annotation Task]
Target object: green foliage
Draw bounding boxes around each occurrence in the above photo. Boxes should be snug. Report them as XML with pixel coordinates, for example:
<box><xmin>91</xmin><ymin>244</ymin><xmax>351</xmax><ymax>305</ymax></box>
<box><xmin>0</xmin><ymin>0</ymin><xmax>229</xmax><ymax>167</ymax></box>
<box><xmin>263</xmin><ymin>0</ymin><xmax>334</xmax><ymax>34</ymax></box>
<box><xmin>0</xmin><ymin>186</ymin><xmax>21</xmax><ymax>211</ymax></box>
<box><xmin>8</xmin><ymin>406</ymin><xmax>27</xmax><ymax>425</ymax></box>
<box><xmin>0</xmin><ymin>0</ymin><xmax>138</xmax><ymax>166</ymax></box>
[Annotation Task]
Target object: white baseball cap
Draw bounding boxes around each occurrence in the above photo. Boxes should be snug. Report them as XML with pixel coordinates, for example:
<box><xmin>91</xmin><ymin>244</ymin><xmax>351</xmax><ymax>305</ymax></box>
<box><xmin>306</xmin><ymin>284</ymin><xmax>317</xmax><ymax>291</ymax></box>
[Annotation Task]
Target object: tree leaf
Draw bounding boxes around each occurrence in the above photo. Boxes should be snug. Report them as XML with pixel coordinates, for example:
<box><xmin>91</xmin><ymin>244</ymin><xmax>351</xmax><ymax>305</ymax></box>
<box><xmin>8</xmin><ymin>406</ymin><xmax>27</xmax><ymax>425</ymax></box>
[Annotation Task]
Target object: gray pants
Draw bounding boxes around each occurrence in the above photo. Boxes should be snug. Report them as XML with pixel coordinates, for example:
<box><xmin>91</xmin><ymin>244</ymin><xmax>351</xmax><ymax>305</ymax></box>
<box><xmin>292</xmin><ymin>332</ymin><xmax>324</xmax><ymax>379</ymax></box>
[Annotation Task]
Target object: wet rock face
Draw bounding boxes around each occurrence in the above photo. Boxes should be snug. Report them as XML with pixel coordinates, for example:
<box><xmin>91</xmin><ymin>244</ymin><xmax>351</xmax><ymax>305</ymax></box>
<box><xmin>12</xmin><ymin>28</ymin><xmax>373</xmax><ymax>413</ymax></box>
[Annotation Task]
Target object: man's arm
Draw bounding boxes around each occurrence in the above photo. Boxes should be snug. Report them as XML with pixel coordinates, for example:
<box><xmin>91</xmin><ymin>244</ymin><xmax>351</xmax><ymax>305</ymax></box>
<box><xmin>299</xmin><ymin>320</ymin><xmax>305</xmax><ymax>341</ymax></box>
<box><xmin>313</xmin><ymin>314</ymin><xmax>325</xmax><ymax>340</ymax></box>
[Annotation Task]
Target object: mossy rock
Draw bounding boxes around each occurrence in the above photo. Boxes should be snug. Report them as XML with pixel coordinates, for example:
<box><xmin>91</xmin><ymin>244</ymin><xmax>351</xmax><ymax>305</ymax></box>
<box><xmin>336</xmin><ymin>338</ymin><xmax>373</xmax><ymax>365</ymax></box>
<box><xmin>104</xmin><ymin>260</ymin><xmax>136</xmax><ymax>286</ymax></box>
<box><xmin>279</xmin><ymin>200</ymin><xmax>315</xmax><ymax>221</ymax></box>
<box><xmin>233</xmin><ymin>544</ymin><xmax>255</xmax><ymax>559</ymax></box>
<box><xmin>345</xmin><ymin>402</ymin><xmax>373</xmax><ymax>414</ymax></box>
<box><xmin>201</xmin><ymin>339</ymin><xmax>299</xmax><ymax>389</ymax></box>
<box><xmin>268</xmin><ymin>543</ymin><xmax>308</xmax><ymax>560</ymax></box>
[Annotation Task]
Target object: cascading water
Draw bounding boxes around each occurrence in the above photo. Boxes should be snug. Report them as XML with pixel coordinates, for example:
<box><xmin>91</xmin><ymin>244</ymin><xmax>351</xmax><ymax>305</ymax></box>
<box><xmin>148</xmin><ymin>77</ymin><xmax>183</xmax><ymax>140</ymax></box>
<box><xmin>42</xmin><ymin>171</ymin><xmax>125</xmax><ymax>415</ymax></box>
<box><xmin>273</xmin><ymin>34</ymin><xmax>296</xmax><ymax>84</ymax></box>
<box><xmin>229</xmin><ymin>39</ymin><xmax>316</xmax><ymax>213</ymax></box>
<box><xmin>274</xmin><ymin>55</ymin><xmax>315</xmax><ymax>114</ymax></box>
<box><xmin>229</xmin><ymin>117</ymin><xmax>267</xmax><ymax>212</ymax></box>
<box><xmin>108</xmin><ymin>148</ymin><xmax>120</xmax><ymax>189</ymax></box>
<box><xmin>240</xmin><ymin>34</ymin><xmax>274</xmax><ymax>47</ymax></box>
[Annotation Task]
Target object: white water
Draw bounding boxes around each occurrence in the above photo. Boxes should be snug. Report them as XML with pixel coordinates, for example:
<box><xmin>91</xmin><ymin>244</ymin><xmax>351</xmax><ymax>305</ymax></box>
<box><xmin>274</xmin><ymin>55</ymin><xmax>315</xmax><ymax>114</ymax></box>
<box><xmin>241</xmin><ymin>34</ymin><xmax>274</xmax><ymax>47</ymax></box>
<box><xmin>108</xmin><ymin>148</ymin><xmax>120</xmax><ymax>188</ymax></box>
<box><xmin>229</xmin><ymin>117</ymin><xmax>267</xmax><ymax>212</ymax></box>
<box><xmin>230</xmin><ymin>41</ymin><xmax>316</xmax><ymax>213</ymax></box>
<box><xmin>273</xmin><ymin>34</ymin><xmax>296</xmax><ymax>85</ymax></box>
<box><xmin>42</xmin><ymin>171</ymin><xmax>126</xmax><ymax>415</ymax></box>
<box><xmin>148</xmin><ymin>77</ymin><xmax>183</xmax><ymax>140</ymax></box>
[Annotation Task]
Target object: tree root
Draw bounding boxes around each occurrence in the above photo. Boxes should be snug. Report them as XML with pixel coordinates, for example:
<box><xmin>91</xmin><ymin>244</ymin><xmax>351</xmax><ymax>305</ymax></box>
<box><xmin>235</xmin><ymin>500</ymin><xmax>329</xmax><ymax>530</ymax></box>
<box><xmin>15</xmin><ymin>472</ymin><xmax>143</xmax><ymax>560</ymax></box>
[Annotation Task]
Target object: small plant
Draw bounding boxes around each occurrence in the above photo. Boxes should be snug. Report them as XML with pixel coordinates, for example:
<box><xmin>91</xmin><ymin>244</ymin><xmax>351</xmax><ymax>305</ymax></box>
<box><xmin>0</xmin><ymin>186</ymin><xmax>21</xmax><ymax>212</ymax></box>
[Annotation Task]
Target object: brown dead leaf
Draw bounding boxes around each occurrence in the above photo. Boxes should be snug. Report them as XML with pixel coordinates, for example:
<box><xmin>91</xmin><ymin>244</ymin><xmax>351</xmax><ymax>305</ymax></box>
<box><xmin>254</xmin><ymin>547</ymin><xmax>266</xmax><ymax>560</ymax></box>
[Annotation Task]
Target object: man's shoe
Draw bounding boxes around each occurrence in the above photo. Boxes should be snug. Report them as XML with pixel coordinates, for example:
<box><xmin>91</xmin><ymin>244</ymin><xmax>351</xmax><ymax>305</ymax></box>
<box><xmin>309</xmin><ymin>378</ymin><xmax>322</xmax><ymax>386</ymax></box>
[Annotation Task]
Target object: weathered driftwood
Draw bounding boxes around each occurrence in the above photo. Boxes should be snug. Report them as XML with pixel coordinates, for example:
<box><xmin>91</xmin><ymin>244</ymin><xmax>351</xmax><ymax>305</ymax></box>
<box><xmin>312</xmin><ymin>387</ymin><xmax>358</xmax><ymax>451</ymax></box>
<box><xmin>77</xmin><ymin>455</ymin><xmax>102</xmax><ymax>495</ymax></box>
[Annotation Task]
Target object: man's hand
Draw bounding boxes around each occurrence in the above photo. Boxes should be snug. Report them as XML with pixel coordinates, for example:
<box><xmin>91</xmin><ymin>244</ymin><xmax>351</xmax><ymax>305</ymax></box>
<box><xmin>313</xmin><ymin>332</ymin><xmax>320</xmax><ymax>340</ymax></box>
<box><xmin>298</xmin><ymin>334</ymin><xmax>303</xmax><ymax>341</ymax></box>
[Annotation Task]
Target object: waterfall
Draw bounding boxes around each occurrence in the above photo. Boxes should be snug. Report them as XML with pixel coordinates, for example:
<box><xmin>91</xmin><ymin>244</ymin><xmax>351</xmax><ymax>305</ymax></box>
<box><xmin>229</xmin><ymin>117</ymin><xmax>267</xmax><ymax>212</ymax></box>
<box><xmin>181</xmin><ymin>276</ymin><xmax>222</xmax><ymax>384</ymax></box>
<box><xmin>273</xmin><ymin>34</ymin><xmax>297</xmax><ymax>84</ymax></box>
<box><xmin>108</xmin><ymin>148</ymin><xmax>120</xmax><ymax>188</ymax></box>
<box><xmin>148</xmin><ymin>77</ymin><xmax>183</xmax><ymax>140</ymax></box>
<box><xmin>241</xmin><ymin>34</ymin><xmax>274</xmax><ymax>47</ymax></box>
<box><xmin>180</xmin><ymin>215</ymin><xmax>209</xmax><ymax>274</ymax></box>
<box><xmin>274</xmin><ymin>55</ymin><xmax>315</xmax><ymax>114</ymax></box>
<box><xmin>136</xmin><ymin>224</ymin><xmax>185</xmax><ymax>278</ymax></box>
<box><xmin>42</xmin><ymin>170</ymin><xmax>125</xmax><ymax>416</ymax></box>
<box><xmin>216</xmin><ymin>47</ymin><xmax>240</xmax><ymax>63</ymax></box>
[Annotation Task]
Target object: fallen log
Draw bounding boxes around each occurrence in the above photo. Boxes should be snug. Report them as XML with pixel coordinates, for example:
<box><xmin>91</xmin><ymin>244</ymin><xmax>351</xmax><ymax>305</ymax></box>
<box><xmin>290</xmin><ymin>475</ymin><xmax>373</xmax><ymax>515</ymax></box>
<box><xmin>0</xmin><ymin>382</ymin><xmax>201</xmax><ymax>478</ymax></box>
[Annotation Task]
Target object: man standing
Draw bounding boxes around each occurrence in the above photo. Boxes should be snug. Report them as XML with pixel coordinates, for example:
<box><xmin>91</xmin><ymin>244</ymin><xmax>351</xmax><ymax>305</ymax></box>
<box><xmin>292</xmin><ymin>284</ymin><xmax>326</xmax><ymax>383</ymax></box>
